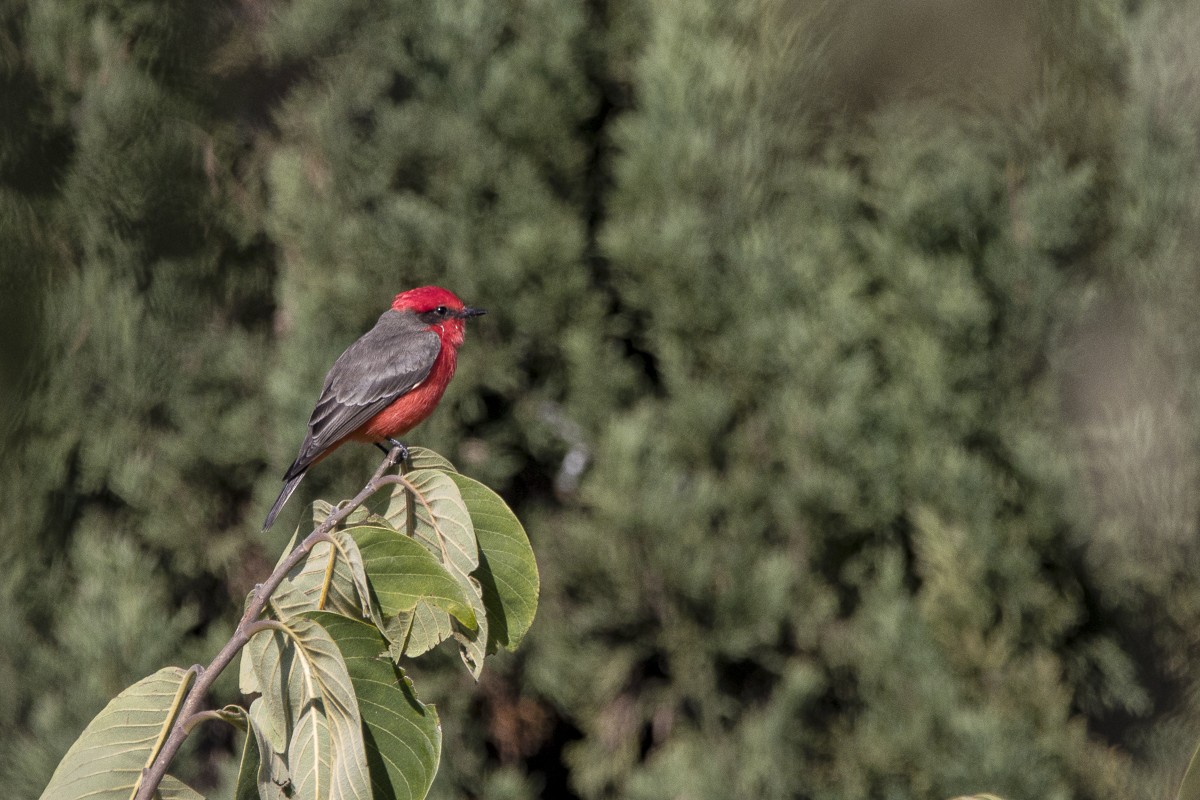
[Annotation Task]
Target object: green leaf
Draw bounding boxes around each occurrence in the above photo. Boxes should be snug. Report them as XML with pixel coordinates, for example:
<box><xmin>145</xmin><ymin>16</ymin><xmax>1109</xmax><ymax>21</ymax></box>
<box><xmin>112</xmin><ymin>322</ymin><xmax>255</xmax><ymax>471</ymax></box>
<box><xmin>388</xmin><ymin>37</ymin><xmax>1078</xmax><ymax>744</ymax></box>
<box><xmin>312</xmin><ymin>499</ymin><xmax>337</xmax><ymax>526</ymax></box>
<box><xmin>39</xmin><ymin>667</ymin><xmax>200</xmax><ymax>800</ymax></box>
<box><xmin>376</xmin><ymin>468</ymin><xmax>488</xmax><ymax>677</ymax></box>
<box><xmin>238</xmin><ymin>590</ymin><xmax>267</xmax><ymax>697</ymax></box>
<box><xmin>386</xmin><ymin>601</ymin><xmax>454</xmax><ymax>659</ymax></box>
<box><xmin>290</xmin><ymin>703</ymin><xmax>335</xmax><ymax>800</ymax></box>
<box><xmin>335</xmin><ymin>531</ymin><xmax>375</xmax><ymax>618</ymax></box>
<box><xmin>313</xmin><ymin>612</ymin><xmax>442</xmax><ymax>800</ymax></box>
<box><xmin>309</xmin><ymin>444</ymin><xmax>455</xmax><ymax>529</ymax></box>
<box><xmin>211</xmin><ymin>704</ymin><xmax>251</xmax><ymax>732</ymax></box>
<box><xmin>312</xmin><ymin>500</ymin><xmax>387</xmax><ymax>529</ymax></box>
<box><xmin>233</xmin><ymin>705</ymin><xmax>261</xmax><ymax>800</ymax></box>
<box><xmin>157</xmin><ymin>776</ymin><xmax>207</xmax><ymax>799</ymax></box>
<box><xmin>376</xmin><ymin>470</ymin><xmax>477</xmax><ymax>576</ymax></box>
<box><xmin>282</xmin><ymin>615</ymin><xmax>372</xmax><ymax>800</ymax></box>
<box><xmin>449</xmin><ymin>472</ymin><xmax>540</xmax><ymax>651</ymax></box>
<box><xmin>244</xmin><ymin>616</ymin><xmax>372</xmax><ymax>800</ymax></box>
<box><xmin>225</xmin><ymin>702</ymin><xmax>289</xmax><ymax>800</ymax></box>
<box><xmin>241</xmin><ymin>625</ymin><xmax>291</xmax><ymax>754</ymax></box>
<box><xmin>350</xmin><ymin>525</ymin><xmax>476</xmax><ymax>627</ymax></box>
<box><xmin>406</xmin><ymin>446</ymin><xmax>458</xmax><ymax>472</ymax></box>
<box><xmin>279</xmin><ymin>532</ymin><xmax>374</xmax><ymax>621</ymax></box>
<box><xmin>246</xmin><ymin>698</ymin><xmax>291</xmax><ymax>800</ymax></box>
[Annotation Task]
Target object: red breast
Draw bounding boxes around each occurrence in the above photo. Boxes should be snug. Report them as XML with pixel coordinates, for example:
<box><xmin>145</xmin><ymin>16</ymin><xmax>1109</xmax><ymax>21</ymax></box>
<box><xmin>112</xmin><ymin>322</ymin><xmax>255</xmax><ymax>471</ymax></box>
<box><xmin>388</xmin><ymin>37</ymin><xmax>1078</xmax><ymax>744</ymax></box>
<box><xmin>351</xmin><ymin>345</ymin><xmax>459</xmax><ymax>441</ymax></box>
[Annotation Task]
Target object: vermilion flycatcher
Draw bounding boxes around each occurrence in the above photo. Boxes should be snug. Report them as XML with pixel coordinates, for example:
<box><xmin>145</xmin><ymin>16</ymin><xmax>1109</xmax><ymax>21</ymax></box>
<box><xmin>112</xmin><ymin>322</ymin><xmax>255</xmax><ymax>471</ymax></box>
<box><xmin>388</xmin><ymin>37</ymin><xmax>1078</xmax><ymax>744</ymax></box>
<box><xmin>263</xmin><ymin>286</ymin><xmax>484</xmax><ymax>530</ymax></box>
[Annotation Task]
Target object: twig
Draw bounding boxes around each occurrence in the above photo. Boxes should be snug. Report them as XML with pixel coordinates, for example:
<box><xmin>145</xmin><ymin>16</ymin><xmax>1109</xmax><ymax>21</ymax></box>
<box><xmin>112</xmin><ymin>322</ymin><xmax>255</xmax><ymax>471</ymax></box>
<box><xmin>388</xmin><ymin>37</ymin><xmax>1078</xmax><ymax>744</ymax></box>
<box><xmin>133</xmin><ymin>446</ymin><xmax>407</xmax><ymax>800</ymax></box>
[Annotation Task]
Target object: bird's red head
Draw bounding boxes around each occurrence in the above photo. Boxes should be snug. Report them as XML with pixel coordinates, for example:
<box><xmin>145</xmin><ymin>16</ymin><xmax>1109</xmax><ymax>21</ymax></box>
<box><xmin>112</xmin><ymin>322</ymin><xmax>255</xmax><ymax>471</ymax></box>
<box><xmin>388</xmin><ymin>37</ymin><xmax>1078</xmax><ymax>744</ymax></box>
<box><xmin>392</xmin><ymin>286</ymin><xmax>485</xmax><ymax>347</ymax></box>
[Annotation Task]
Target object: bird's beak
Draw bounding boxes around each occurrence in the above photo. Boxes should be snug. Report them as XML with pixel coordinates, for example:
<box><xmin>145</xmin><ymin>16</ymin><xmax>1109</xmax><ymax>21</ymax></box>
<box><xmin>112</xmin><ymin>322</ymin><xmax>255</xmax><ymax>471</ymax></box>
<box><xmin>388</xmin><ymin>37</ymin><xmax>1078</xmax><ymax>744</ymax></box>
<box><xmin>459</xmin><ymin>307</ymin><xmax>486</xmax><ymax>319</ymax></box>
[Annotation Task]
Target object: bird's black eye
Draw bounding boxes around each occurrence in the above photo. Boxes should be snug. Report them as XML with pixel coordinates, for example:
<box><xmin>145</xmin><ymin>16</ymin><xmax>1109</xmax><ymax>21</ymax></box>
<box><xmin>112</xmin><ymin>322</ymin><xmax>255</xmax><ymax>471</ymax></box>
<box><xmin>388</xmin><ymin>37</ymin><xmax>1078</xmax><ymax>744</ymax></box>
<box><xmin>434</xmin><ymin>306</ymin><xmax>449</xmax><ymax>316</ymax></box>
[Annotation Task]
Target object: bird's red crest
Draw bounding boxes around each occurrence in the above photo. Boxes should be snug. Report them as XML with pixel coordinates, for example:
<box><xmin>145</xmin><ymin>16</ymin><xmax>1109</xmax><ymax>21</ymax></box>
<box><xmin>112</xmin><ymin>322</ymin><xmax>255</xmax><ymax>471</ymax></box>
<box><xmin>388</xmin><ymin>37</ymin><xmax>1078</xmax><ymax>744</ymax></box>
<box><xmin>391</xmin><ymin>286</ymin><xmax>465</xmax><ymax>313</ymax></box>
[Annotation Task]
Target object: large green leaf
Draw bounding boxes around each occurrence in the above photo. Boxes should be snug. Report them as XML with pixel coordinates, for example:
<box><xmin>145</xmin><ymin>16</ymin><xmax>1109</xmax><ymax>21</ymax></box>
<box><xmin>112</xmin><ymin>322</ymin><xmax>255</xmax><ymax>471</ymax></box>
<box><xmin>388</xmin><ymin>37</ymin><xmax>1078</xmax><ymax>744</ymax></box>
<box><xmin>385</xmin><ymin>601</ymin><xmax>453</xmax><ymax>659</ymax></box>
<box><xmin>274</xmin><ymin>529</ymin><xmax>374</xmax><ymax>623</ymax></box>
<box><xmin>405</xmin><ymin>446</ymin><xmax>458</xmax><ymax>473</ymax></box>
<box><xmin>286</xmin><ymin>614</ymin><xmax>371</xmax><ymax>800</ymax></box>
<box><xmin>233</xmin><ymin>703</ymin><xmax>262</xmax><ymax>800</ymax></box>
<box><xmin>229</xmin><ymin>702</ymin><xmax>288</xmax><ymax>800</ymax></box>
<box><xmin>449</xmin><ymin>472</ymin><xmax>539</xmax><ymax>652</ymax></box>
<box><xmin>242</xmin><ymin>616</ymin><xmax>372</xmax><ymax>800</ymax></box>
<box><xmin>40</xmin><ymin>667</ymin><xmax>201</xmax><ymax>800</ymax></box>
<box><xmin>280</xmin><ymin>546</ymin><xmax>360</xmax><ymax>618</ymax></box>
<box><xmin>311</xmin><ymin>448</ymin><xmax>456</xmax><ymax>531</ymax></box>
<box><xmin>158</xmin><ymin>776</ymin><xmax>207</xmax><ymax>799</ymax></box>
<box><xmin>313</xmin><ymin>499</ymin><xmax>391</xmax><ymax>531</ymax></box>
<box><xmin>378</xmin><ymin>470</ymin><xmax>478</xmax><ymax>578</ymax></box>
<box><xmin>225</xmin><ymin>700</ymin><xmax>292</xmax><ymax>800</ymax></box>
<box><xmin>245</xmin><ymin>698</ymin><xmax>291</xmax><ymax>800</ymax></box>
<box><xmin>240</xmin><ymin>625</ymin><xmax>291</xmax><ymax>754</ymax></box>
<box><xmin>350</xmin><ymin>524</ymin><xmax>476</xmax><ymax>627</ymax></box>
<box><xmin>314</xmin><ymin>612</ymin><xmax>442</xmax><ymax>800</ymax></box>
<box><xmin>267</xmin><ymin>524</ymin><xmax>477</xmax><ymax>649</ymax></box>
<box><xmin>290</xmin><ymin>703</ymin><xmax>335</xmax><ymax>800</ymax></box>
<box><xmin>234</xmin><ymin>728</ymin><xmax>259</xmax><ymax>800</ymax></box>
<box><xmin>376</xmin><ymin>468</ymin><xmax>488</xmax><ymax>676</ymax></box>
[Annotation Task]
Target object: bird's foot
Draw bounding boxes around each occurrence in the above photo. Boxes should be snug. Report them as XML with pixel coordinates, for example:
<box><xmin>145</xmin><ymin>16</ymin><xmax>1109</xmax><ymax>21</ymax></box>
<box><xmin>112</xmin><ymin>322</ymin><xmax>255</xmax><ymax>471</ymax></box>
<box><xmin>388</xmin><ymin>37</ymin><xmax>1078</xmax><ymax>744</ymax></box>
<box><xmin>376</xmin><ymin>438</ymin><xmax>410</xmax><ymax>466</ymax></box>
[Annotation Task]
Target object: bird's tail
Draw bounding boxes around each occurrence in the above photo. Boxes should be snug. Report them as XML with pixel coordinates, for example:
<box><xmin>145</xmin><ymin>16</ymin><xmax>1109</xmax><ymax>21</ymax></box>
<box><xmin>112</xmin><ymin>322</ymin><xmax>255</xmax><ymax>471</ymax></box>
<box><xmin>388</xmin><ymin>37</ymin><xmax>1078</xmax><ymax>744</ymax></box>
<box><xmin>263</xmin><ymin>470</ymin><xmax>306</xmax><ymax>531</ymax></box>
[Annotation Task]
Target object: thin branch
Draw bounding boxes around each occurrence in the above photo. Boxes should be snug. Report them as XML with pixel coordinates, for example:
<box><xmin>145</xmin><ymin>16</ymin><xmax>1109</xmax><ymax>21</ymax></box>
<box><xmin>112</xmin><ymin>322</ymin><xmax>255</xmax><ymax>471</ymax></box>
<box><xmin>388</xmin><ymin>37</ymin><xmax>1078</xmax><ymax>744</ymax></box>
<box><xmin>317</xmin><ymin>533</ymin><xmax>355</xmax><ymax>611</ymax></box>
<box><xmin>133</xmin><ymin>446</ymin><xmax>407</xmax><ymax>800</ymax></box>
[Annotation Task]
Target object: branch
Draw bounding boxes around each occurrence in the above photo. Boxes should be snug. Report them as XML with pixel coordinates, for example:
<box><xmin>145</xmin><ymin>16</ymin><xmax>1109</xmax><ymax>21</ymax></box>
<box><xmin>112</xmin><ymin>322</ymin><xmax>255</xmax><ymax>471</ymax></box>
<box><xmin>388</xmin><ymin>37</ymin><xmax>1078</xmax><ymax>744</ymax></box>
<box><xmin>133</xmin><ymin>446</ymin><xmax>407</xmax><ymax>800</ymax></box>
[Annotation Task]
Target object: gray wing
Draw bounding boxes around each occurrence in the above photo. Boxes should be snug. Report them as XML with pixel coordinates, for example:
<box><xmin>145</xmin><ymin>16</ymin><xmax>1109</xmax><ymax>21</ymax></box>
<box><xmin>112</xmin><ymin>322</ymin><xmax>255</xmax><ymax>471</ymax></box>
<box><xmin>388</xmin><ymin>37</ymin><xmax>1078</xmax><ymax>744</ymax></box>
<box><xmin>284</xmin><ymin>310</ymin><xmax>441</xmax><ymax>478</ymax></box>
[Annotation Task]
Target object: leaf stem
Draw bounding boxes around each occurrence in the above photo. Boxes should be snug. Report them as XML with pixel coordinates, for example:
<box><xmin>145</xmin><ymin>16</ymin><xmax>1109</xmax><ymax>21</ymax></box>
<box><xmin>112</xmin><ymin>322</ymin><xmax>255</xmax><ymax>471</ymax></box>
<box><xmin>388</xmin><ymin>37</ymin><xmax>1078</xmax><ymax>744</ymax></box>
<box><xmin>318</xmin><ymin>540</ymin><xmax>338</xmax><ymax>610</ymax></box>
<box><xmin>132</xmin><ymin>446</ymin><xmax>407</xmax><ymax>800</ymax></box>
<box><xmin>316</xmin><ymin>533</ymin><xmax>356</xmax><ymax>611</ymax></box>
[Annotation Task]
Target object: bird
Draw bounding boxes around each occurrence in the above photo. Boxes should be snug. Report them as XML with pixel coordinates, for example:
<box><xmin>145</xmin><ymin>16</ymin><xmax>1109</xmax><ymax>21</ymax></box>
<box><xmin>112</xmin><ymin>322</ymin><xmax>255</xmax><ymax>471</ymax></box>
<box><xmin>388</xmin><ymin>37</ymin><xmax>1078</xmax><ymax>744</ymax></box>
<box><xmin>263</xmin><ymin>286</ymin><xmax>485</xmax><ymax>530</ymax></box>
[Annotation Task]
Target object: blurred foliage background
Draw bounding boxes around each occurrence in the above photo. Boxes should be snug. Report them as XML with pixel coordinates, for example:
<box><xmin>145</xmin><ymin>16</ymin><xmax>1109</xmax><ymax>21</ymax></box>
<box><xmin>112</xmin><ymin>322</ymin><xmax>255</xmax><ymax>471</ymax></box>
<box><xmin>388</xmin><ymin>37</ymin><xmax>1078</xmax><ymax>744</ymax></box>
<box><xmin>3</xmin><ymin>0</ymin><xmax>1200</xmax><ymax>797</ymax></box>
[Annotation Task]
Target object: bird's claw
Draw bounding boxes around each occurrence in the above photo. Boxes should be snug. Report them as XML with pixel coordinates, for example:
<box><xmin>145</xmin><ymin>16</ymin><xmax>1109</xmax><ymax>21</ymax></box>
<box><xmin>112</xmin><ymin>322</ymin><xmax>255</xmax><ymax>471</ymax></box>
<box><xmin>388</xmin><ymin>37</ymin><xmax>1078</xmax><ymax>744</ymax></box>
<box><xmin>376</xmin><ymin>438</ymin><xmax>410</xmax><ymax>465</ymax></box>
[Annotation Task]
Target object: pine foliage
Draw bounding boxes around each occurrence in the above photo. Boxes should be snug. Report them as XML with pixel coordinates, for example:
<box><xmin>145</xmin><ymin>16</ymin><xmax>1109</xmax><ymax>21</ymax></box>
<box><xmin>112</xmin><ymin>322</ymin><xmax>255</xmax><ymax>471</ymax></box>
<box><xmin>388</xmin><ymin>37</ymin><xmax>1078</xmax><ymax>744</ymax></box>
<box><xmin>5</xmin><ymin>0</ymin><xmax>1200</xmax><ymax>798</ymax></box>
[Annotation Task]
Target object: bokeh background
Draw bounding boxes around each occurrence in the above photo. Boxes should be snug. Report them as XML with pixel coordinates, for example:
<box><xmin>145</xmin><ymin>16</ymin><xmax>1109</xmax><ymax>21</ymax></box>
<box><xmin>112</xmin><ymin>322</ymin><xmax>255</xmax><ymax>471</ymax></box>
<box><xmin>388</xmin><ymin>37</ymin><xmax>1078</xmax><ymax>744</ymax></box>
<box><xmin>4</xmin><ymin>0</ymin><xmax>1200</xmax><ymax>797</ymax></box>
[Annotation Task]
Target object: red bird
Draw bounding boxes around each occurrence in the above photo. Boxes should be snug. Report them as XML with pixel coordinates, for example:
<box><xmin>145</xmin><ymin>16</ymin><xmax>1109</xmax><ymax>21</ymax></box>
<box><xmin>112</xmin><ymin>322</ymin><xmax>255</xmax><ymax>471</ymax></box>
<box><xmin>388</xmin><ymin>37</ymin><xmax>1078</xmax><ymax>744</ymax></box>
<box><xmin>263</xmin><ymin>286</ymin><xmax>484</xmax><ymax>530</ymax></box>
